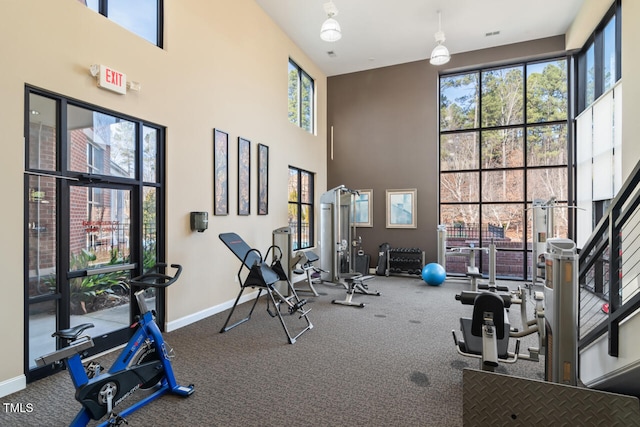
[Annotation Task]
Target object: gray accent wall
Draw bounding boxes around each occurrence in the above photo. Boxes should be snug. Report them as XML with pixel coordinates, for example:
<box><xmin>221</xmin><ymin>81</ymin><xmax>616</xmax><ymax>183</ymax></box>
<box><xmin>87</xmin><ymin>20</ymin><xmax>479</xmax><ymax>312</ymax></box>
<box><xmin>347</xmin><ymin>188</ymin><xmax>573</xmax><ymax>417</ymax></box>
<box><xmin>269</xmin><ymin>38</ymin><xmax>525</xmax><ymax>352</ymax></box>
<box><xmin>327</xmin><ymin>36</ymin><xmax>566</xmax><ymax>268</ymax></box>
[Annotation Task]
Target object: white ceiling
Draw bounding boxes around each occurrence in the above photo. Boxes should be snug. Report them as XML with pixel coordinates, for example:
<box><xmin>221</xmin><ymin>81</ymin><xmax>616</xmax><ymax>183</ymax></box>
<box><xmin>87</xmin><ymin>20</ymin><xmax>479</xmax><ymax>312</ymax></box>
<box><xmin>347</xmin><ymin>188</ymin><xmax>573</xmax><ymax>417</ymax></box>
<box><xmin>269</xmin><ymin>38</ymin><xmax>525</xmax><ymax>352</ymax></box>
<box><xmin>254</xmin><ymin>0</ymin><xmax>585</xmax><ymax>76</ymax></box>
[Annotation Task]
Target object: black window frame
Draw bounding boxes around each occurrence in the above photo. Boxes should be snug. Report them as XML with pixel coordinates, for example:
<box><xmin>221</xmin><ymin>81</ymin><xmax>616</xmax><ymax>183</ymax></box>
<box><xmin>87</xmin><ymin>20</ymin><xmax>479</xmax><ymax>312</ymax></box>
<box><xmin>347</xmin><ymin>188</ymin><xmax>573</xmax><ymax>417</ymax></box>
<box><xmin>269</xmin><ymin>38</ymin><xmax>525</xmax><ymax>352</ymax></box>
<box><xmin>438</xmin><ymin>57</ymin><xmax>570</xmax><ymax>281</ymax></box>
<box><xmin>288</xmin><ymin>166</ymin><xmax>315</xmax><ymax>250</ymax></box>
<box><xmin>288</xmin><ymin>59</ymin><xmax>315</xmax><ymax>134</ymax></box>
<box><xmin>84</xmin><ymin>0</ymin><xmax>164</xmax><ymax>48</ymax></box>
<box><xmin>575</xmin><ymin>0</ymin><xmax>621</xmax><ymax>114</ymax></box>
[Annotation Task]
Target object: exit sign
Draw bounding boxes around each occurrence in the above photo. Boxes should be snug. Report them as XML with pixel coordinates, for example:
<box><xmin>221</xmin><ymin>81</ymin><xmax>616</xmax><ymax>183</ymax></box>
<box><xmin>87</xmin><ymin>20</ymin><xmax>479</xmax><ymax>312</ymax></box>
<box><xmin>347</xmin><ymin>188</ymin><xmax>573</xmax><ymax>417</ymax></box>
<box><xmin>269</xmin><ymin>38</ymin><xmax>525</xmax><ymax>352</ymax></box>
<box><xmin>97</xmin><ymin>64</ymin><xmax>127</xmax><ymax>95</ymax></box>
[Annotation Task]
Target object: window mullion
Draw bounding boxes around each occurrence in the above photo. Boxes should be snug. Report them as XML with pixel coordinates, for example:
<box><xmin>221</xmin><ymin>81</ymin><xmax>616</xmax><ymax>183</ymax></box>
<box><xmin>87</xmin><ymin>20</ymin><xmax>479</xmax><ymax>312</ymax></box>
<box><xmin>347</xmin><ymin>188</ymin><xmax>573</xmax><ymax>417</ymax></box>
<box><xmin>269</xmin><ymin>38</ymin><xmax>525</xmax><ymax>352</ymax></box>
<box><xmin>297</xmin><ymin>70</ymin><xmax>302</xmax><ymax>127</ymax></box>
<box><xmin>100</xmin><ymin>0</ymin><xmax>108</xmax><ymax>16</ymax></box>
<box><xmin>297</xmin><ymin>171</ymin><xmax>302</xmax><ymax>247</ymax></box>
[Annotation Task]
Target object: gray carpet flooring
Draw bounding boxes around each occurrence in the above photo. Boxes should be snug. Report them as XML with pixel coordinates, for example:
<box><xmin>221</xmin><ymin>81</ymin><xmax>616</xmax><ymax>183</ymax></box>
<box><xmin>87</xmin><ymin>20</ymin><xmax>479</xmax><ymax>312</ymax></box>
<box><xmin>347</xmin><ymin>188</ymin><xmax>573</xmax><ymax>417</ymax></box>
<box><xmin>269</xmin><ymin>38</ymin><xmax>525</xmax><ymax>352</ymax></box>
<box><xmin>2</xmin><ymin>275</ymin><xmax>545</xmax><ymax>426</ymax></box>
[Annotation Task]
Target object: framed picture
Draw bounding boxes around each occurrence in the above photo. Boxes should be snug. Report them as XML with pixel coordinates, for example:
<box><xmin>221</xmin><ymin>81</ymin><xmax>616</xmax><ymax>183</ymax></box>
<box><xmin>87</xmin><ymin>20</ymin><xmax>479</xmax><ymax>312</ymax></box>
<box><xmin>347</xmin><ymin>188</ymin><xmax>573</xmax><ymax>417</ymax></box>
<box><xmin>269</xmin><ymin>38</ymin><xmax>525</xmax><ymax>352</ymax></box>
<box><xmin>386</xmin><ymin>189</ymin><xmax>417</xmax><ymax>228</ymax></box>
<box><xmin>257</xmin><ymin>143</ymin><xmax>269</xmax><ymax>215</ymax></box>
<box><xmin>213</xmin><ymin>128</ymin><xmax>228</xmax><ymax>215</ymax></box>
<box><xmin>355</xmin><ymin>189</ymin><xmax>373</xmax><ymax>227</ymax></box>
<box><xmin>238</xmin><ymin>137</ymin><xmax>251</xmax><ymax>215</ymax></box>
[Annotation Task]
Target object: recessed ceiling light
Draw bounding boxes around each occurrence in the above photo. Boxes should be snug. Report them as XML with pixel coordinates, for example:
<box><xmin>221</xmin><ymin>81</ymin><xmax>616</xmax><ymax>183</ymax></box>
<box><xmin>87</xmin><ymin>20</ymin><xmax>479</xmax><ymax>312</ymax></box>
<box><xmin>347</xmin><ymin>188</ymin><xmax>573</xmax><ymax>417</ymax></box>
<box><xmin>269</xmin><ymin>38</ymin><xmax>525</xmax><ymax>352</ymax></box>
<box><xmin>30</xmin><ymin>110</ymin><xmax>40</xmax><ymax>115</ymax></box>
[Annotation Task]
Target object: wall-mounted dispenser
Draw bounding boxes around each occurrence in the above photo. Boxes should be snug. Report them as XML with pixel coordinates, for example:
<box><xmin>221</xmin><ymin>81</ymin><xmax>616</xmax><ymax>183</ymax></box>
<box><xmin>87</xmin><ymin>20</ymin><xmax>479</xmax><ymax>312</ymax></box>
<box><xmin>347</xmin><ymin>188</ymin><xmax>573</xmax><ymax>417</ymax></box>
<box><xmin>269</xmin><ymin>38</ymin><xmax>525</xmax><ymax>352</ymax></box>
<box><xmin>190</xmin><ymin>211</ymin><xmax>209</xmax><ymax>232</ymax></box>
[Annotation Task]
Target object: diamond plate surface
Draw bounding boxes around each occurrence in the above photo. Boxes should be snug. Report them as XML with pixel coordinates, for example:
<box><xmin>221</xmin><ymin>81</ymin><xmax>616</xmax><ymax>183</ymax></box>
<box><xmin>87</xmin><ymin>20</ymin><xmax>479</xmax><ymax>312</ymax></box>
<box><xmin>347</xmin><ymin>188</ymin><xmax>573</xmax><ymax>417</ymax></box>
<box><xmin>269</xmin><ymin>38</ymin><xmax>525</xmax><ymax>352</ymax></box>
<box><xmin>463</xmin><ymin>369</ymin><xmax>640</xmax><ymax>426</ymax></box>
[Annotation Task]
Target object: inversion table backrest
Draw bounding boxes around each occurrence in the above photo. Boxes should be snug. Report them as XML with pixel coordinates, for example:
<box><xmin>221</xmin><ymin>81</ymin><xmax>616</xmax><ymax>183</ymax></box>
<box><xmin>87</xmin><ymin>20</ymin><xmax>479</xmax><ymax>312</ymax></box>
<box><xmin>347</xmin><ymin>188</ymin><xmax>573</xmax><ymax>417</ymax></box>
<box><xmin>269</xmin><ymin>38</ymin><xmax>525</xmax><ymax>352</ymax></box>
<box><xmin>219</xmin><ymin>232</ymin><xmax>279</xmax><ymax>286</ymax></box>
<box><xmin>219</xmin><ymin>232</ymin><xmax>262</xmax><ymax>265</ymax></box>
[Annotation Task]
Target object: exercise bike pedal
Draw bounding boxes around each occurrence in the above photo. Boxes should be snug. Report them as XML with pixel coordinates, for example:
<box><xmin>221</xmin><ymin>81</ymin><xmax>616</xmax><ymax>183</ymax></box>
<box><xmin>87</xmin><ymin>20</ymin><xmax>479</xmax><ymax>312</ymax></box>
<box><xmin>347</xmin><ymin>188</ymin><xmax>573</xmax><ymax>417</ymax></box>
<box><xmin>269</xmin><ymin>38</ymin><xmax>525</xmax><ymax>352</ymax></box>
<box><xmin>107</xmin><ymin>412</ymin><xmax>129</xmax><ymax>425</ymax></box>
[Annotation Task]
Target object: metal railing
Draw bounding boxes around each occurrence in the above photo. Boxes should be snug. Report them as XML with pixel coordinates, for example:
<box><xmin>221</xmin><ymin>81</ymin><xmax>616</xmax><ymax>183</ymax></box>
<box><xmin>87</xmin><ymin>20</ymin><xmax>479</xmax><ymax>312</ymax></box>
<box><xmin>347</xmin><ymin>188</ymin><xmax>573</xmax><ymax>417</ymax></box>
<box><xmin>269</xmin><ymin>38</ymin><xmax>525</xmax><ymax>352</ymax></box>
<box><xmin>445</xmin><ymin>223</ymin><xmax>505</xmax><ymax>239</ymax></box>
<box><xmin>578</xmin><ymin>160</ymin><xmax>640</xmax><ymax>357</ymax></box>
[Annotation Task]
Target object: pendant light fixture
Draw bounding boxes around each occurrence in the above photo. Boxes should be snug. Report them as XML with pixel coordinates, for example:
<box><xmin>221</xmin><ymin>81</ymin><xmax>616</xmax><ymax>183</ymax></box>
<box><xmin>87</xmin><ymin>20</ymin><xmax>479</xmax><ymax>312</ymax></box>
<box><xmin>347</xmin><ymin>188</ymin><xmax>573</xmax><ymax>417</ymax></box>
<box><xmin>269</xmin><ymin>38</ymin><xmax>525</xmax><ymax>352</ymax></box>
<box><xmin>320</xmin><ymin>1</ymin><xmax>342</xmax><ymax>42</ymax></box>
<box><xmin>430</xmin><ymin>11</ymin><xmax>450</xmax><ymax>66</ymax></box>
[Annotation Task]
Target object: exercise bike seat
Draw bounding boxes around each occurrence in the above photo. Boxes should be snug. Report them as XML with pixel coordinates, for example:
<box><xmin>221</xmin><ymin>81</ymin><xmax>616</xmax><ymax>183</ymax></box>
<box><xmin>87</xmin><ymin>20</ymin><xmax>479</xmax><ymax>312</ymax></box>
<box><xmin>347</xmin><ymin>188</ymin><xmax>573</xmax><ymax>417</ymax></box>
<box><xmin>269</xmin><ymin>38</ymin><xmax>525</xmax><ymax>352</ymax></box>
<box><xmin>52</xmin><ymin>323</ymin><xmax>95</xmax><ymax>341</ymax></box>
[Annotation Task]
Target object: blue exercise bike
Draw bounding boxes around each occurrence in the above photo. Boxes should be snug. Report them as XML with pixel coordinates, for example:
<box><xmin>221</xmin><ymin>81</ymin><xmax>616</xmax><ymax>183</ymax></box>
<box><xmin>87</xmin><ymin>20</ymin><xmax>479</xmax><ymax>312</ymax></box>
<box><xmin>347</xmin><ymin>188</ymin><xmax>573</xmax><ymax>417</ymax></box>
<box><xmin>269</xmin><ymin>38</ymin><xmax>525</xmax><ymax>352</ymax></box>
<box><xmin>36</xmin><ymin>263</ymin><xmax>194</xmax><ymax>426</ymax></box>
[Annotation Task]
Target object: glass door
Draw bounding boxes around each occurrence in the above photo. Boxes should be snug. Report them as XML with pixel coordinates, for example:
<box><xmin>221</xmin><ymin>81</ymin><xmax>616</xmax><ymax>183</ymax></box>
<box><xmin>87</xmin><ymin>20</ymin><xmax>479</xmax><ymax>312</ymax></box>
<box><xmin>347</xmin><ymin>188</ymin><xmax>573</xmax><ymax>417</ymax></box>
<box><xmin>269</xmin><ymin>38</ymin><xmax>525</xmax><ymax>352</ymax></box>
<box><xmin>67</xmin><ymin>184</ymin><xmax>134</xmax><ymax>337</ymax></box>
<box><xmin>25</xmin><ymin>89</ymin><xmax>164</xmax><ymax>381</ymax></box>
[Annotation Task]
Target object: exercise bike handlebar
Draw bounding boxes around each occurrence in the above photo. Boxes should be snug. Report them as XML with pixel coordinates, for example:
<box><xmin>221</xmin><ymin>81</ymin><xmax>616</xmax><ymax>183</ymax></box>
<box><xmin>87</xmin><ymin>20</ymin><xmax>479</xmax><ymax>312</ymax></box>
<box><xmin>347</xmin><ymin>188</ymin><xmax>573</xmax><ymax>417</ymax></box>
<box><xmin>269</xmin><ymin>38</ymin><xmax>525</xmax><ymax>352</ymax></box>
<box><xmin>129</xmin><ymin>263</ymin><xmax>183</xmax><ymax>288</ymax></box>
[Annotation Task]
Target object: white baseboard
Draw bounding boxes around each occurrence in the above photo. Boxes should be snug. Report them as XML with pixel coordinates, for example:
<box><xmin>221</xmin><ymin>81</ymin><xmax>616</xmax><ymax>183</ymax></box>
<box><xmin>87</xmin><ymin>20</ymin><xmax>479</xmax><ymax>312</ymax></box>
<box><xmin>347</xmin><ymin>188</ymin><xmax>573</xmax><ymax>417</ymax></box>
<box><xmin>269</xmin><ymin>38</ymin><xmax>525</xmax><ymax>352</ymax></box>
<box><xmin>165</xmin><ymin>290</ymin><xmax>259</xmax><ymax>332</ymax></box>
<box><xmin>0</xmin><ymin>375</ymin><xmax>26</xmax><ymax>398</ymax></box>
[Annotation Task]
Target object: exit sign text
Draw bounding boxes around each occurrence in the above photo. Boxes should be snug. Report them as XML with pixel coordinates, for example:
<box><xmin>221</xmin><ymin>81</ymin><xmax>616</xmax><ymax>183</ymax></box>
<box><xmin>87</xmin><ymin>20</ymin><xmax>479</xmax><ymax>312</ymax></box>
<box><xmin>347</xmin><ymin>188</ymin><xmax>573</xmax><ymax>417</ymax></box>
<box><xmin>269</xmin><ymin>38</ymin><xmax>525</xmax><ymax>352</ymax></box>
<box><xmin>98</xmin><ymin>65</ymin><xmax>127</xmax><ymax>95</ymax></box>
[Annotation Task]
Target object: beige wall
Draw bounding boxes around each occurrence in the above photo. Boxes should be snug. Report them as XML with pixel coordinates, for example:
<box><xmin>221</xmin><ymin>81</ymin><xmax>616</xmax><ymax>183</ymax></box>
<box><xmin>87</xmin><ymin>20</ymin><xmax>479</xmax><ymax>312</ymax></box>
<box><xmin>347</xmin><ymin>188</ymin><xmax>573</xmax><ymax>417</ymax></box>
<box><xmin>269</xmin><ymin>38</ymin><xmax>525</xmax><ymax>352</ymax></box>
<box><xmin>0</xmin><ymin>0</ymin><xmax>327</xmax><ymax>395</ymax></box>
<box><xmin>565</xmin><ymin>0</ymin><xmax>615</xmax><ymax>50</ymax></box>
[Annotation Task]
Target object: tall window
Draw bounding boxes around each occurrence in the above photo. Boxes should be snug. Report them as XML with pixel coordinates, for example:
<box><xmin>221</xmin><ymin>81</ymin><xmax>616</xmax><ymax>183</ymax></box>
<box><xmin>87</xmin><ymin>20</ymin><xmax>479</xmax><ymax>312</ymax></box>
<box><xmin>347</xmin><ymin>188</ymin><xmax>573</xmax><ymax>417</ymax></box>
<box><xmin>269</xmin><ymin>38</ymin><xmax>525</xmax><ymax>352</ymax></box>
<box><xmin>574</xmin><ymin>0</ymin><xmax>622</xmax><ymax>248</ymax></box>
<box><xmin>439</xmin><ymin>59</ymin><xmax>568</xmax><ymax>280</ymax></box>
<box><xmin>288</xmin><ymin>167</ymin><xmax>314</xmax><ymax>250</ymax></box>
<box><xmin>82</xmin><ymin>0</ymin><xmax>163</xmax><ymax>47</ymax></box>
<box><xmin>577</xmin><ymin>1</ymin><xmax>620</xmax><ymax>113</ymax></box>
<box><xmin>288</xmin><ymin>59</ymin><xmax>314</xmax><ymax>133</ymax></box>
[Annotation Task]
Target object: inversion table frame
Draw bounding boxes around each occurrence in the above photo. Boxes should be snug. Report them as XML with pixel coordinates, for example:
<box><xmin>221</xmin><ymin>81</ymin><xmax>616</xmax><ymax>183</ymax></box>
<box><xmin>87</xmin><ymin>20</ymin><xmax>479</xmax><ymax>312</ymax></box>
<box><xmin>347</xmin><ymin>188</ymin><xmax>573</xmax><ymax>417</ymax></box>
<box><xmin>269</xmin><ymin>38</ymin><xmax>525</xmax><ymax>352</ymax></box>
<box><xmin>218</xmin><ymin>232</ymin><xmax>313</xmax><ymax>344</ymax></box>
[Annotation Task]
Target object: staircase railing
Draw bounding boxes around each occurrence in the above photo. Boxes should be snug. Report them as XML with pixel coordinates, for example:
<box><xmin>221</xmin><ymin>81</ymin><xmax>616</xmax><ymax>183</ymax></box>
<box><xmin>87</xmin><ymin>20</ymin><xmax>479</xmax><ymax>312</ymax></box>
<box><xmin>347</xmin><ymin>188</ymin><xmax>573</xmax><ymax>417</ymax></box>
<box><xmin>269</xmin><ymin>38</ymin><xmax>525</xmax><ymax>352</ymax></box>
<box><xmin>578</xmin><ymin>160</ymin><xmax>640</xmax><ymax>357</ymax></box>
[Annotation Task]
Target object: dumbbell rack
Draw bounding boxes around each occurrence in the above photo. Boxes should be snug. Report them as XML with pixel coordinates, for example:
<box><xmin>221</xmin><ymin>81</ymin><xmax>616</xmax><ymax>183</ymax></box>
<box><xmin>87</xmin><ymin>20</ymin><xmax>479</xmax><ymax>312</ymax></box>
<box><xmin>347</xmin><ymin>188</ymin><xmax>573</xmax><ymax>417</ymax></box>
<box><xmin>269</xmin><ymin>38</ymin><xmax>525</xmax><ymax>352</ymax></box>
<box><xmin>386</xmin><ymin>247</ymin><xmax>425</xmax><ymax>276</ymax></box>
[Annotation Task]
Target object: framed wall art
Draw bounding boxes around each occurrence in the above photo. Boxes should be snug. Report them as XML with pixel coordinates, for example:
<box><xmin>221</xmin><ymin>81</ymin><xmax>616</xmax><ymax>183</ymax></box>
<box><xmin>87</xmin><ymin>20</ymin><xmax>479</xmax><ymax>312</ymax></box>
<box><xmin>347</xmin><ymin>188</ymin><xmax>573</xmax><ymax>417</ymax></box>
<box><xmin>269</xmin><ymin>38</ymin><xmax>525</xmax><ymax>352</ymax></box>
<box><xmin>238</xmin><ymin>137</ymin><xmax>251</xmax><ymax>215</ymax></box>
<box><xmin>213</xmin><ymin>128</ymin><xmax>229</xmax><ymax>215</ymax></box>
<box><xmin>354</xmin><ymin>189</ymin><xmax>373</xmax><ymax>227</ymax></box>
<box><xmin>257</xmin><ymin>143</ymin><xmax>269</xmax><ymax>215</ymax></box>
<box><xmin>386</xmin><ymin>189</ymin><xmax>416</xmax><ymax>228</ymax></box>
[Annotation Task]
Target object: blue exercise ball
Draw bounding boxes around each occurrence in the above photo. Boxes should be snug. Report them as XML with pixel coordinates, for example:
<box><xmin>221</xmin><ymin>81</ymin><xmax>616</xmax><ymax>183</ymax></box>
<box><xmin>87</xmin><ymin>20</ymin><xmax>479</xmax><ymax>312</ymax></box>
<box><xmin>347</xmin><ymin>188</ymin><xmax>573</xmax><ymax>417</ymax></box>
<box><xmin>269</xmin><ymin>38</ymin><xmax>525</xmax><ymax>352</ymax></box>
<box><xmin>422</xmin><ymin>263</ymin><xmax>446</xmax><ymax>286</ymax></box>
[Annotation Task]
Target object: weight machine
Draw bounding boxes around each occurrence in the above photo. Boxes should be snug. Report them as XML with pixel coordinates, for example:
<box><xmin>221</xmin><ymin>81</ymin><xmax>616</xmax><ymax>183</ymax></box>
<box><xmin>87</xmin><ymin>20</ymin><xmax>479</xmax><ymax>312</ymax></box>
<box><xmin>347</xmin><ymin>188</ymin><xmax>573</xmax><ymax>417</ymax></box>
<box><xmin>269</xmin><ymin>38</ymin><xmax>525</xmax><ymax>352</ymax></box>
<box><xmin>543</xmin><ymin>238</ymin><xmax>578</xmax><ymax>385</ymax></box>
<box><xmin>437</xmin><ymin>226</ymin><xmax>497</xmax><ymax>290</ymax></box>
<box><xmin>529</xmin><ymin>197</ymin><xmax>582</xmax><ymax>284</ymax></box>
<box><xmin>452</xmin><ymin>282</ymin><xmax>545</xmax><ymax>372</ymax></box>
<box><xmin>452</xmin><ymin>235</ymin><xmax>578</xmax><ymax>384</ymax></box>
<box><xmin>319</xmin><ymin>185</ymin><xmax>380</xmax><ymax>307</ymax></box>
<box><xmin>272</xmin><ymin>226</ymin><xmax>330</xmax><ymax>297</ymax></box>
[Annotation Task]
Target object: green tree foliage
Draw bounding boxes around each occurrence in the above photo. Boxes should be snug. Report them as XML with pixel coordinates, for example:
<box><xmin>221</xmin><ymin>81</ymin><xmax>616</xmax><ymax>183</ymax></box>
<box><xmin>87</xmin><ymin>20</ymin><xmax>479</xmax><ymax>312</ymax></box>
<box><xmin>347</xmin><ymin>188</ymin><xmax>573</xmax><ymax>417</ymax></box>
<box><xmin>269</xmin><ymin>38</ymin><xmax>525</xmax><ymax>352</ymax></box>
<box><xmin>439</xmin><ymin>60</ymin><xmax>568</xmax><ymax>243</ymax></box>
<box><xmin>482</xmin><ymin>66</ymin><xmax>523</xmax><ymax>127</ymax></box>
<box><xmin>527</xmin><ymin>61</ymin><xmax>567</xmax><ymax>123</ymax></box>
<box><xmin>288</xmin><ymin>68</ymin><xmax>299</xmax><ymax>125</ymax></box>
<box><xmin>526</xmin><ymin>61</ymin><xmax>568</xmax><ymax>170</ymax></box>
<box><xmin>440</xmin><ymin>73</ymin><xmax>479</xmax><ymax>131</ymax></box>
<box><xmin>142</xmin><ymin>189</ymin><xmax>157</xmax><ymax>268</ymax></box>
<box><xmin>289</xmin><ymin>65</ymin><xmax>313</xmax><ymax>132</ymax></box>
<box><xmin>301</xmin><ymin>73</ymin><xmax>312</xmax><ymax>132</ymax></box>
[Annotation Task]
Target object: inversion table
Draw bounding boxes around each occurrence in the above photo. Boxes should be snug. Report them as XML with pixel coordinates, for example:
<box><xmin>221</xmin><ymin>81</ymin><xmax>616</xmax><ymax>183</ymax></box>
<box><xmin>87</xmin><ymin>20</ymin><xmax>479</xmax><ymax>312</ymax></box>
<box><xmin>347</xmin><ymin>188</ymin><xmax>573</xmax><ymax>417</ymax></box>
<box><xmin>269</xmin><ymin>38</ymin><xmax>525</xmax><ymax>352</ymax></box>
<box><xmin>219</xmin><ymin>232</ymin><xmax>313</xmax><ymax>344</ymax></box>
